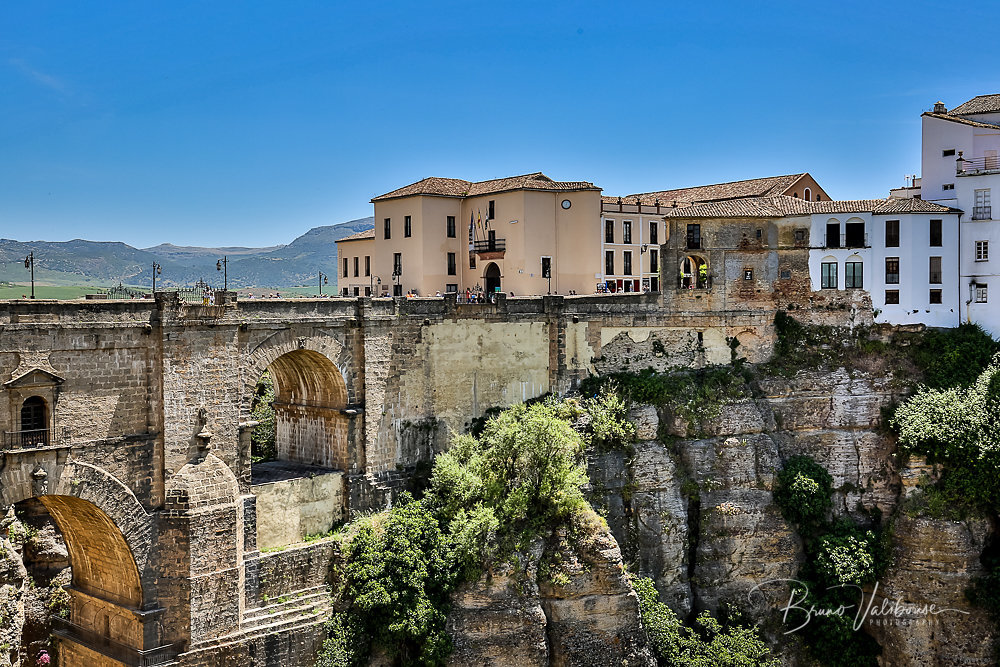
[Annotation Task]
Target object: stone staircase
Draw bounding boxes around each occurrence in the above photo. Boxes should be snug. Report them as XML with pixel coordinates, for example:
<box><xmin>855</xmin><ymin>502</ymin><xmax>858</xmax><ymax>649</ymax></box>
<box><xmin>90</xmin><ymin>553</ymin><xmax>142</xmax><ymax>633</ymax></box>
<box><xmin>241</xmin><ymin>585</ymin><xmax>332</xmax><ymax>634</ymax></box>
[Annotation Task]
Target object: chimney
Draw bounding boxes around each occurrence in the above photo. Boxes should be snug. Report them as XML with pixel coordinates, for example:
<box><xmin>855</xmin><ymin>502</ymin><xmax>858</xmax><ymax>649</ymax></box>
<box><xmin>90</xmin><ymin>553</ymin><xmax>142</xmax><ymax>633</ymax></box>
<box><xmin>933</xmin><ymin>101</ymin><xmax>947</xmax><ymax>114</ymax></box>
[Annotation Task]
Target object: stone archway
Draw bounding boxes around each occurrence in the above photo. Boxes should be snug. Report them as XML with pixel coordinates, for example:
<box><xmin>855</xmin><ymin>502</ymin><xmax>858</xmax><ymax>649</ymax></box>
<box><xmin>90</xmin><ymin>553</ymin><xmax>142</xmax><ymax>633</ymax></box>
<box><xmin>484</xmin><ymin>262</ymin><xmax>501</xmax><ymax>296</ymax></box>
<box><xmin>267</xmin><ymin>349</ymin><xmax>351</xmax><ymax>470</ymax></box>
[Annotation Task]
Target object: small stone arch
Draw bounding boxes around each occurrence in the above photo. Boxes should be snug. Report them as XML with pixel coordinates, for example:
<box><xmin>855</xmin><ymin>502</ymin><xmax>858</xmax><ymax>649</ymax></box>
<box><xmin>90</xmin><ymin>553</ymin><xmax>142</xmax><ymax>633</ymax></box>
<box><xmin>680</xmin><ymin>254</ymin><xmax>709</xmax><ymax>289</ymax></box>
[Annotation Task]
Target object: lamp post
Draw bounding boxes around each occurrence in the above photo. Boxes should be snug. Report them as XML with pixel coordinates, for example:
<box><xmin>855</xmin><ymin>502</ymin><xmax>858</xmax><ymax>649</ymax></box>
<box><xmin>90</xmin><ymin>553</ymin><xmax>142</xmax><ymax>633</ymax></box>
<box><xmin>318</xmin><ymin>271</ymin><xmax>328</xmax><ymax>295</ymax></box>
<box><xmin>216</xmin><ymin>256</ymin><xmax>228</xmax><ymax>291</ymax></box>
<box><xmin>23</xmin><ymin>252</ymin><xmax>35</xmax><ymax>299</ymax></box>
<box><xmin>151</xmin><ymin>262</ymin><xmax>162</xmax><ymax>292</ymax></box>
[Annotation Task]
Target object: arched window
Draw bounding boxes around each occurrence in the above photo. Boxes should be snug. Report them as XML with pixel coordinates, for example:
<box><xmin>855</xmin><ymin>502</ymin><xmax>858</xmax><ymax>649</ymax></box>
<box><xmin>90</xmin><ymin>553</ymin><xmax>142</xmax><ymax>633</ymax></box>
<box><xmin>804</xmin><ymin>188</ymin><xmax>812</xmax><ymax>201</ymax></box>
<box><xmin>20</xmin><ymin>396</ymin><xmax>48</xmax><ymax>446</ymax></box>
<box><xmin>793</xmin><ymin>192</ymin><xmax>799</xmax><ymax>198</ymax></box>
<box><xmin>679</xmin><ymin>255</ymin><xmax>709</xmax><ymax>289</ymax></box>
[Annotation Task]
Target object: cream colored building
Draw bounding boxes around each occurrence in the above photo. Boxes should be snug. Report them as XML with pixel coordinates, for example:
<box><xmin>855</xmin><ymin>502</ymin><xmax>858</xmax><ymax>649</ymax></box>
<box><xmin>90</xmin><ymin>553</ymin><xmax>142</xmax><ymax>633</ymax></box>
<box><xmin>338</xmin><ymin>173</ymin><xmax>602</xmax><ymax>297</ymax></box>
<box><xmin>599</xmin><ymin>173</ymin><xmax>828</xmax><ymax>293</ymax></box>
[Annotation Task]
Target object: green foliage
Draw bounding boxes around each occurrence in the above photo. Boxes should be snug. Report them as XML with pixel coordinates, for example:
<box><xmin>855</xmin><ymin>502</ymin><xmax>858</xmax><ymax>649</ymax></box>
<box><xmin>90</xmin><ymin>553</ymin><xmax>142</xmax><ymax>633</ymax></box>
<box><xmin>910</xmin><ymin>324</ymin><xmax>1000</xmax><ymax>389</ymax></box>
<box><xmin>584</xmin><ymin>385</ymin><xmax>636</xmax><ymax>451</ymax></box>
<box><xmin>632</xmin><ymin>575</ymin><xmax>779</xmax><ymax>666</ymax></box>
<box><xmin>813</xmin><ymin>529</ymin><xmax>877</xmax><ymax>588</ymax></box>
<box><xmin>343</xmin><ymin>495</ymin><xmax>457</xmax><ymax>665</ymax></box>
<box><xmin>892</xmin><ymin>355</ymin><xmax>1000</xmax><ymax>510</ymax></box>
<box><xmin>250</xmin><ymin>371</ymin><xmax>276</xmax><ymax>463</ymax></box>
<box><xmin>579</xmin><ymin>366</ymin><xmax>749</xmax><ymax>437</ymax></box>
<box><xmin>773</xmin><ymin>456</ymin><xmax>833</xmax><ymax>530</ymax></box>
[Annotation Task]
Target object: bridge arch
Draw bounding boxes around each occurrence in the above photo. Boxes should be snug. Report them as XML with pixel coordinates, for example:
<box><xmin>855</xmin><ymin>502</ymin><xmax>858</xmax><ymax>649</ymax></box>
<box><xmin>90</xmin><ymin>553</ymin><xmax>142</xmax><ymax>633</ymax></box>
<box><xmin>244</xmin><ymin>330</ymin><xmax>356</xmax><ymax>470</ymax></box>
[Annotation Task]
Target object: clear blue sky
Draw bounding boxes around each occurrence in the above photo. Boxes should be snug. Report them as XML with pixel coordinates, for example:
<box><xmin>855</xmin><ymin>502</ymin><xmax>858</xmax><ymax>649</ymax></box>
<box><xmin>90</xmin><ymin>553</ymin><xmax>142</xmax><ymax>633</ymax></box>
<box><xmin>2</xmin><ymin>1</ymin><xmax>998</xmax><ymax>248</ymax></box>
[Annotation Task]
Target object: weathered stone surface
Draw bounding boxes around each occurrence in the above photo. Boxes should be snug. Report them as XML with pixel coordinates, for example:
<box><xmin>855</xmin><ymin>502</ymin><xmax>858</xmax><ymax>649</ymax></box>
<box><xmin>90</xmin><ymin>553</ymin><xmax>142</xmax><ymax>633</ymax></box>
<box><xmin>628</xmin><ymin>405</ymin><xmax>659</xmax><ymax>442</ymax></box>
<box><xmin>868</xmin><ymin>516</ymin><xmax>995</xmax><ymax>666</ymax></box>
<box><xmin>0</xmin><ymin>510</ymin><xmax>27</xmax><ymax>667</ymax></box>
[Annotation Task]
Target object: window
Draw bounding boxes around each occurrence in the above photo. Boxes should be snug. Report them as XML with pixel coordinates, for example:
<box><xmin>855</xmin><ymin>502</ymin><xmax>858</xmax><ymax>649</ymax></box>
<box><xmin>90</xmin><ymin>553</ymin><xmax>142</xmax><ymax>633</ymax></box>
<box><xmin>974</xmin><ymin>189</ymin><xmax>991</xmax><ymax>220</ymax></box>
<box><xmin>384</xmin><ymin>217</ymin><xmax>391</xmax><ymax>239</ymax></box>
<box><xmin>353</xmin><ymin>256</ymin><xmax>359</xmax><ymax>277</ymax></box>
<box><xmin>605</xmin><ymin>250</ymin><xmax>615</xmax><ymax>275</ymax></box>
<box><xmin>885</xmin><ymin>258</ymin><xmax>899</xmax><ymax>284</ymax></box>
<box><xmin>20</xmin><ymin>396</ymin><xmax>46</xmax><ymax>436</ymax></box>
<box><xmin>365</xmin><ymin>286</ymin><xmax>371</xmax><ymax>296</ymax></box>
<box><xmin>605</xmin><ymin>220</ymin><xmax>615</xmax><ymax>243</ymax></box>
<box><xmin>885</xmin><ymin>220</ymin><xmax>899</xmax><ymax>247</ymax></box>
<box><xmin>447</xmin><ymin>216</ymin><xmax>456</xmax><ymax>238</ymax></box>
<box><xmin>929</xmin><ymin>289</ymin><xmax>942</xmax><ymax>304</ymax></box>
<box><xmin>353</xmin><ymin>287</ymin><xmax>359</xmax><ymax>296</ymax></box>
<box><xmin>342</xmin><ymin>287</ymin><xmax>348</xmax><ymax>296</ymax></box>
<box><xmin>885</xmin><ymin>290</ymin><xmax>899</xmax><ymax>304</ymax></box>
<box><xmin>780</xmin><ymin>269</ymin><xmax>791</xmax><ymax>279</ymax></box>
<box><xmin>845</xmin><ymin>261</ymin><xmax>863</xmax><ymax>289</ymax></box>
<box><xmin>404</xmin><ymin>215</ymin><xmax>412</xmax><ymax>238</ymax></box>
<box><xmin>816</xmin><ymin>194</ymin><xmax>822</xmax><ymax>201</ymax></box>
<box><xmin>365</xmin><ymin>256</ymin><xmax>371</xmax><ymax>277</ymax></box>
<box><xmin>447</xmin><ymin>252</ymin><xmax>456</xmax><ymax>276</ymax></box>
<box><xmin>929</xmin><ymin>256</ymin><xmax>942</xmax><ymax>284</ymax></box>
<box><xmin>826</xmin><ymin>222</ymin><xmax>840</xmax><ymax>248</ymax></box>
<box><xmin>649</xmin><ymin>221</ymin><xmax>658</xmax><ymax>244</ymax></box>
<box><xmin>942</xmin><ymin>149</ymin><xmax>956</xmax><ymax>157</ymax></box>
<box><xmin>623</xmin><ymin>251</ymin><xmax>632</xmax><ymax>275</ymax></box>
<box><xmin>686</xmin><ymin>224</ymin><xmax>701</xmax><ymax>249</ymax></box>
<box><xmin>821</xmin><ymin>262</ymin><xmax>838</xmax><ymax>289</ymax></box>
<box><xmin>975</xmin><ymin>283</ymin><xmax>988</xmax><ymax>303</ymax></box>
<box><xmin>804</xmin><ymin>187</ymin><xmax>812</xmax><ymax>201</ymax></box>
<box><xmin>930</xmin><ymin>219</ymin><xmax>942</xmax><ymax>247</ymax></box>
<box><xmin>649</xmin><ymin>249</ymin><xmax>658</xmax><ymax>273</ymax></box>
<box><xmin>942</xmin><ymin>183</ymin><xmax>955</xmax><ymax>191</ymax></box>
<box><xmin>393</xmin><ymin>253</ymin><xmax>402</xmax><ymax>275</ymax></box>
<box><xmin>743</xmin><ymin>268</ymin><xmax>753</xmax><ymax>281</ymax></box>
<box><xmin>469</xmin><ymin>253</ymin><xmax>476</xmax><ymax>269</ymax></box>
<box><xmin>755</xmin><ymin>228</ymin><xmax>762</xmax><ymax>240</ymax></box>
<box><xmin>845</xmin><ymin>222</ymin><xmax>865</xmax><ymax>248</ymax></box>
<box><xmin>794</xmin><ymin>229</ymin><xmax>806</xmax><ymax>243</ymax></box>
<box><xmin>393</xmin><ymin>284</ymin><xmax>402</xmax><ymax>297</ymax></box>
<box><xmin>976</xmin><ymin>240</ymin><xmax>989</xmax><ymax>261</ymax></box>
<box><xmin>343</xmin><ymin>258</ymin><xmax>348</xmax><ymax>277</ymax></box>
<box><xmin>446</xmin><ymin>284</ymin><xmax>458</xmax><ymax>293</ymax></box>
<box><xmin>623</xmin><ymin>221</ymin><xmax>632</xmax><ymax>244</ymax></box>
<box><xmin>488</xmin><ymin>200</ymin><xmax>495</xmax><ymax>220</ymax></box>
<box><xmin>541</xmin><ymin>256</ymin><xmax>551</xmax><ymax>278</ymax></box>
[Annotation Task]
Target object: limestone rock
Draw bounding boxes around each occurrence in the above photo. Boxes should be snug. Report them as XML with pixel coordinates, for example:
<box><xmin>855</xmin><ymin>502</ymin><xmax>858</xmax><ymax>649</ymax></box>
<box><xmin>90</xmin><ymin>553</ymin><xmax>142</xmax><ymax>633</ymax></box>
<box><xmin>0</xmin><ymin>512</ymin><xmax>27</xmax><ymax>667</ymax></box>
<box><xmin>868</xmin><ymin>516</ymin><xmax>995</xmax><ymax>666</ymax></box>
<box><xmin>627</xmin><ymin>405</ymin><xmax>659</xmax><ymax>442</ymax></box>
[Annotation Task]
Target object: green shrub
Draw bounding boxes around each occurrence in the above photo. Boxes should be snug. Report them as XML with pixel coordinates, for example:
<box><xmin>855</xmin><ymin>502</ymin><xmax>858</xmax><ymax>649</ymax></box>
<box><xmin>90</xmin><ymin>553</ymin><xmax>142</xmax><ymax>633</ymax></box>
<box><xmin>911</xmin><ymin>324</ymin><xmax>1000</xmax><ymax>389</ymax></box>
<box><xmin>773</xmin><ymin>456</ymin><xmax>833</xmax><ymax>530</ymax></box>
<box><xmin>585</xmin><ymin>385</ymin><xmax>636</xmax><ymax>451</ymax></box>
<box><xmin>631</xmin><ymin>575</ymin><xmax>779</xmax><ymax>666</ymax></box>
<box><xmin>250</xmin><ymin>371</ymin><xmax>276</xmax><ymax>462</ymax></box>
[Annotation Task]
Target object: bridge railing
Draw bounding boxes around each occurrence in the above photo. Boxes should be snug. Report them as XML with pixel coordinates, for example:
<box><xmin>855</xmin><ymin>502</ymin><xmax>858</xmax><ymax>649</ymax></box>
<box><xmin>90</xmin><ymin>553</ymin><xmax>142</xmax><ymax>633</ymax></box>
<box><xmin>52</xmin><ymin>617</ymin><xmax>182</xmax><ymax>667</ymax></box>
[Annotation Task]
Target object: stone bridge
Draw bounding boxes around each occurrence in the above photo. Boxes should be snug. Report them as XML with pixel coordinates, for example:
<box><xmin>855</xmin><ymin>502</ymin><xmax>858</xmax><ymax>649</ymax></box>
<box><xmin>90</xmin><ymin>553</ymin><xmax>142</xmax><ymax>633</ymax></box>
<box><xmin>0</xmin><ymin>290</ymin><xmax>786</xmax><ymax>666</ymax></box>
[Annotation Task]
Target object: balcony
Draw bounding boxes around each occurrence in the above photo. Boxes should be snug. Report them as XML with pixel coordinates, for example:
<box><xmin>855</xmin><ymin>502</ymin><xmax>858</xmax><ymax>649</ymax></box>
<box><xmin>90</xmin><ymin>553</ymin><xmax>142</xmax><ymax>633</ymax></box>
<box><xmin>52</xmin><ymin>617</ymin><xmax>180</xmax><ymax>667</ymax></box>
<box><xmin>825</xmin><ymin>233</ymin><xmax>868</xmax><ymax>249</ymax></box>
<box><xmin>957</xmin><ymin>155</ymin><xmax>1000</xmax><ymax>176</ymax></box>
<box><xmin>2</xmin><ymin>429</ymin><xmax>49</xmax><ymax>450</ymax></box>
<box><xmin>973</xmin><ymin>206</ymin><xmax>992</xmax><ymax>220</ymax></box>
<box><xmin>474</xmin><ymin>238</ymin><xmax>505</xmax><ymax>258</ymax></box>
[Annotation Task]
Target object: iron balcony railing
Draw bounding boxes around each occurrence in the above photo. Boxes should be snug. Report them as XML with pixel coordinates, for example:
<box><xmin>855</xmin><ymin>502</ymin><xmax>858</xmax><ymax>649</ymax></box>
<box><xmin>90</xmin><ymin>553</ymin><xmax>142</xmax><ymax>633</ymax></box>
<box><xmin>957</xmin><ymin>155</ymin><xmax>1000</xmax><ymax>175</ymax></box>
<box><xmin>3</xmin><ymin>429</ymin><xmax>49</xmax><ymax>449</ymax></box>
<box><xmin>51</xmin><ymin>617</ymin><xmax>181</xmax><ymax>667</ymax></box>
<box><xmin>973</xmin><ymin>206</ymin><xmax>992</xmax><ymax>220</ymax></box>
<box><xmin>473</xmin><ymin>238</ymin><xmax>506</xmax><ymax>253</ymax></box>
<box><xmin>825</xmin><ymin>233</ymin><xmax>868</xmax><ymax>249</ymax></box>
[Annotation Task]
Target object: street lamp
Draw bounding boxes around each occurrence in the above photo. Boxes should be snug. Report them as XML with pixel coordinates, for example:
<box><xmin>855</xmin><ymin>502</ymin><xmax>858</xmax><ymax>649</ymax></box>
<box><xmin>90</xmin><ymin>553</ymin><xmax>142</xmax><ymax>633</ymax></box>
<box><xmin>151</xmin><ymin>262</ymin><xmax>162</xmax><ymax>292</ymax></box>
<box><xmin>318</xmin><ymin>271</ymin><xmax>328</xmax><ymax>295</ymax></box>
<box><xmin>23</xmin><ymin>252</ymin><xmax>35</xmax><ymax>299</ymax></box>
<box><xmin>216</xmin><ymin>256</ymin><xmax>228</xmax><ymax>291</ymax></box>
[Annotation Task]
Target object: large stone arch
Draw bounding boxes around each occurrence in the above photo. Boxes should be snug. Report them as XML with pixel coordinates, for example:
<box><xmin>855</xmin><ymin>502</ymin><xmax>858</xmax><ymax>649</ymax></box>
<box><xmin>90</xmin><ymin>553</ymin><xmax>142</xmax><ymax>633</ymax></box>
<box><xmin>243</xmin><ymin>328</ymin><xmax>357</xmax><ymax>470</ymax></box>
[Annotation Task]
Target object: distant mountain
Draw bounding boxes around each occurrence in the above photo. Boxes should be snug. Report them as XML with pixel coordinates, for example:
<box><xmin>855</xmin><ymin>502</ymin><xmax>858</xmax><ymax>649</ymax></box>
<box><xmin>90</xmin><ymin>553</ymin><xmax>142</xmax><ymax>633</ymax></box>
<box><xmin>0</xmin><ymin>217</ymin><xmax>374</xmax><ymax>289</ymax></box>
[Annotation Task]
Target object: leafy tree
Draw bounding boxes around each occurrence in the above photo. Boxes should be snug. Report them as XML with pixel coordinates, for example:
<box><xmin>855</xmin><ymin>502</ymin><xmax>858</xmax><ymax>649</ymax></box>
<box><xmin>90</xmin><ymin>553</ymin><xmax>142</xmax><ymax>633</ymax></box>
<box><xmin>632</xmin><ymin>575</ymin><xmax>779</xmax><ymax>666</ymax></box>
<box><xmin>250</xmin><ymin>370</ymin><xmax>276</xmax><ymax>462</ymax></box>
<box><xmin>773</xmin><ymin>456</ymin><xmax>833</xmax><ymax>530</ymax></box>
<box><xmin>585</xmin><ymin>385</ymin><xmax>636</xmax><ymax>451</ymax></box>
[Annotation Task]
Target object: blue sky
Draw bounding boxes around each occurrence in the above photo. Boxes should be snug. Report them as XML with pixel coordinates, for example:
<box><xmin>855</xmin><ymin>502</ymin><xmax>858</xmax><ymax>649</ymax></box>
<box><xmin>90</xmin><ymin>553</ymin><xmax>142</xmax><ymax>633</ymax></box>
<box><xmin>2</xmin><ymin>1</ymin><xmax>998</xmax><ymax>248</ymax></box>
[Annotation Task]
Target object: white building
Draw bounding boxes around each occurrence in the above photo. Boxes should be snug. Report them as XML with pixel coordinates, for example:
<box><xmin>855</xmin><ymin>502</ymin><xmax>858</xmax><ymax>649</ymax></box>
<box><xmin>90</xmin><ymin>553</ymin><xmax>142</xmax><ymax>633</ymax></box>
<box><xmin>917</xmin><ymin>95</ymin><xmax>1000</xmax><ymax>334</ymax></box>
<box><xmin>807</xmin><ymin>199</ymin><xmax>961</xmax><ymax>328</ymax></box>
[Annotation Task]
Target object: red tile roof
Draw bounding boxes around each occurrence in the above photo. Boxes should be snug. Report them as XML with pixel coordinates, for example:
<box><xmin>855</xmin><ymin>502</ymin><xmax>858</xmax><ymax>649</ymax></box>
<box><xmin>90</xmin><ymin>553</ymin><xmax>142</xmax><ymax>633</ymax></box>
<box><xmin>371</xmin><ymin>172</ymin><xmax>599</xmax><ymax>202</ymax></box>
<box><xmin>660</xmin><ymin>196</ymin><xmax>958</xmax><ymax>219</ymax></box>
<box><xmin>603</xmin><ymin>173</ymin><xmax>814</xmax><ymax>206</ymax></box>
<box><xmin>335</xmin><ymin>228</ymin><xmax>376</xmax><ymax>243</ymax></box>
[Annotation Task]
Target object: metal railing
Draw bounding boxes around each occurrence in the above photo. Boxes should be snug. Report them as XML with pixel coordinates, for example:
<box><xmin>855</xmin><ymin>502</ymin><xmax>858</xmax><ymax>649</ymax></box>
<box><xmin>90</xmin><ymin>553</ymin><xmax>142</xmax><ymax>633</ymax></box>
<box><xmin>52</xmin><ymin>617</ymin><xmax>181</xmax><ymax>667</ymax></box>
<box><xmin>473</xmin><ymin>239</ymin><xmax>506</xmax><ymax>253</ymax></box>
<box><xmin>973</xmin><ymin>206</ymin><xmax>992</xmax><ymax>220</ymax></box>
<box><xmin>825</xmin><ymin>233</ymin><xmax>868</xmax><ymax>249</ymax></box>
<box><xmin>957</xmin><ymin>156</ymin><xmax>1000</xmax><ymax>175</ymax></box>
<box><xmin>3</xmin><ymin>429</ymin><xmax>49</xmax><ymax>449</ymax></box>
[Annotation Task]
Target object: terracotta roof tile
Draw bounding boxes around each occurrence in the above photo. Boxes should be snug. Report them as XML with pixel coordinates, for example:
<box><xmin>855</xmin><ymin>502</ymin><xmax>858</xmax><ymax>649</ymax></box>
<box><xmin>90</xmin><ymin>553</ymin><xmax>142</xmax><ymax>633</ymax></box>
<box><xmin>335</xmin><ymin>228</ymin><xmax>376</xmax><ymax>242</ymax></box>
<box><xmin>604</xmin><ymin>174</ymin><xmax>810</xmax><ymax>207</ymax></box>
<box><xmin>922</xmin><ymin>112</ymin><xmax>1000</xmax><ymax>130</ymax></box>
<box><xmin>661</xmin><ymin>196</ymin><xmax>958</xmax><ymax>219</ymax></box>
<box><xmin>949</xmin><ymin>94</ymin><xmax>1000</xmax><ymax>116</ymax></box>
<box><xmin>372</xmin><ymin>172</ymin><xmax>599</xmax><ymax>202</ymax></box>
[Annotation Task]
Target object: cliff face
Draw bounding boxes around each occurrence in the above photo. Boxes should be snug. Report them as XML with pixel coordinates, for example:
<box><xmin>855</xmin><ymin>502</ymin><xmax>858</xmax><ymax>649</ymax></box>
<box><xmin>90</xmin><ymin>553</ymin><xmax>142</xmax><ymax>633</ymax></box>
<box><xmin>446</xmin><ymin>516</ymin><xmax>655</xmax><ymax>667</ymax></box>
<box><xmin>0</xmin><ymin>510</ymin><xmax>28</xmax><ymax>667</ymax></box>
<box><xmin>586</xmin><ymin>368</ymin><xmax>996</xmax><ymax>666</ymax></box>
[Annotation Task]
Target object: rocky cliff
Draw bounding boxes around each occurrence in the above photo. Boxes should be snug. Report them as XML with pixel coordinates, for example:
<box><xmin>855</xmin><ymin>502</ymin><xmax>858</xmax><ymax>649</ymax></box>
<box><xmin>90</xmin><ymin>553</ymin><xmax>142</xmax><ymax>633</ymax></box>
<box><xmin>585</xmin><ymin>367</ymin><xmax>996</xmax><ymax>666</ymax></box>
